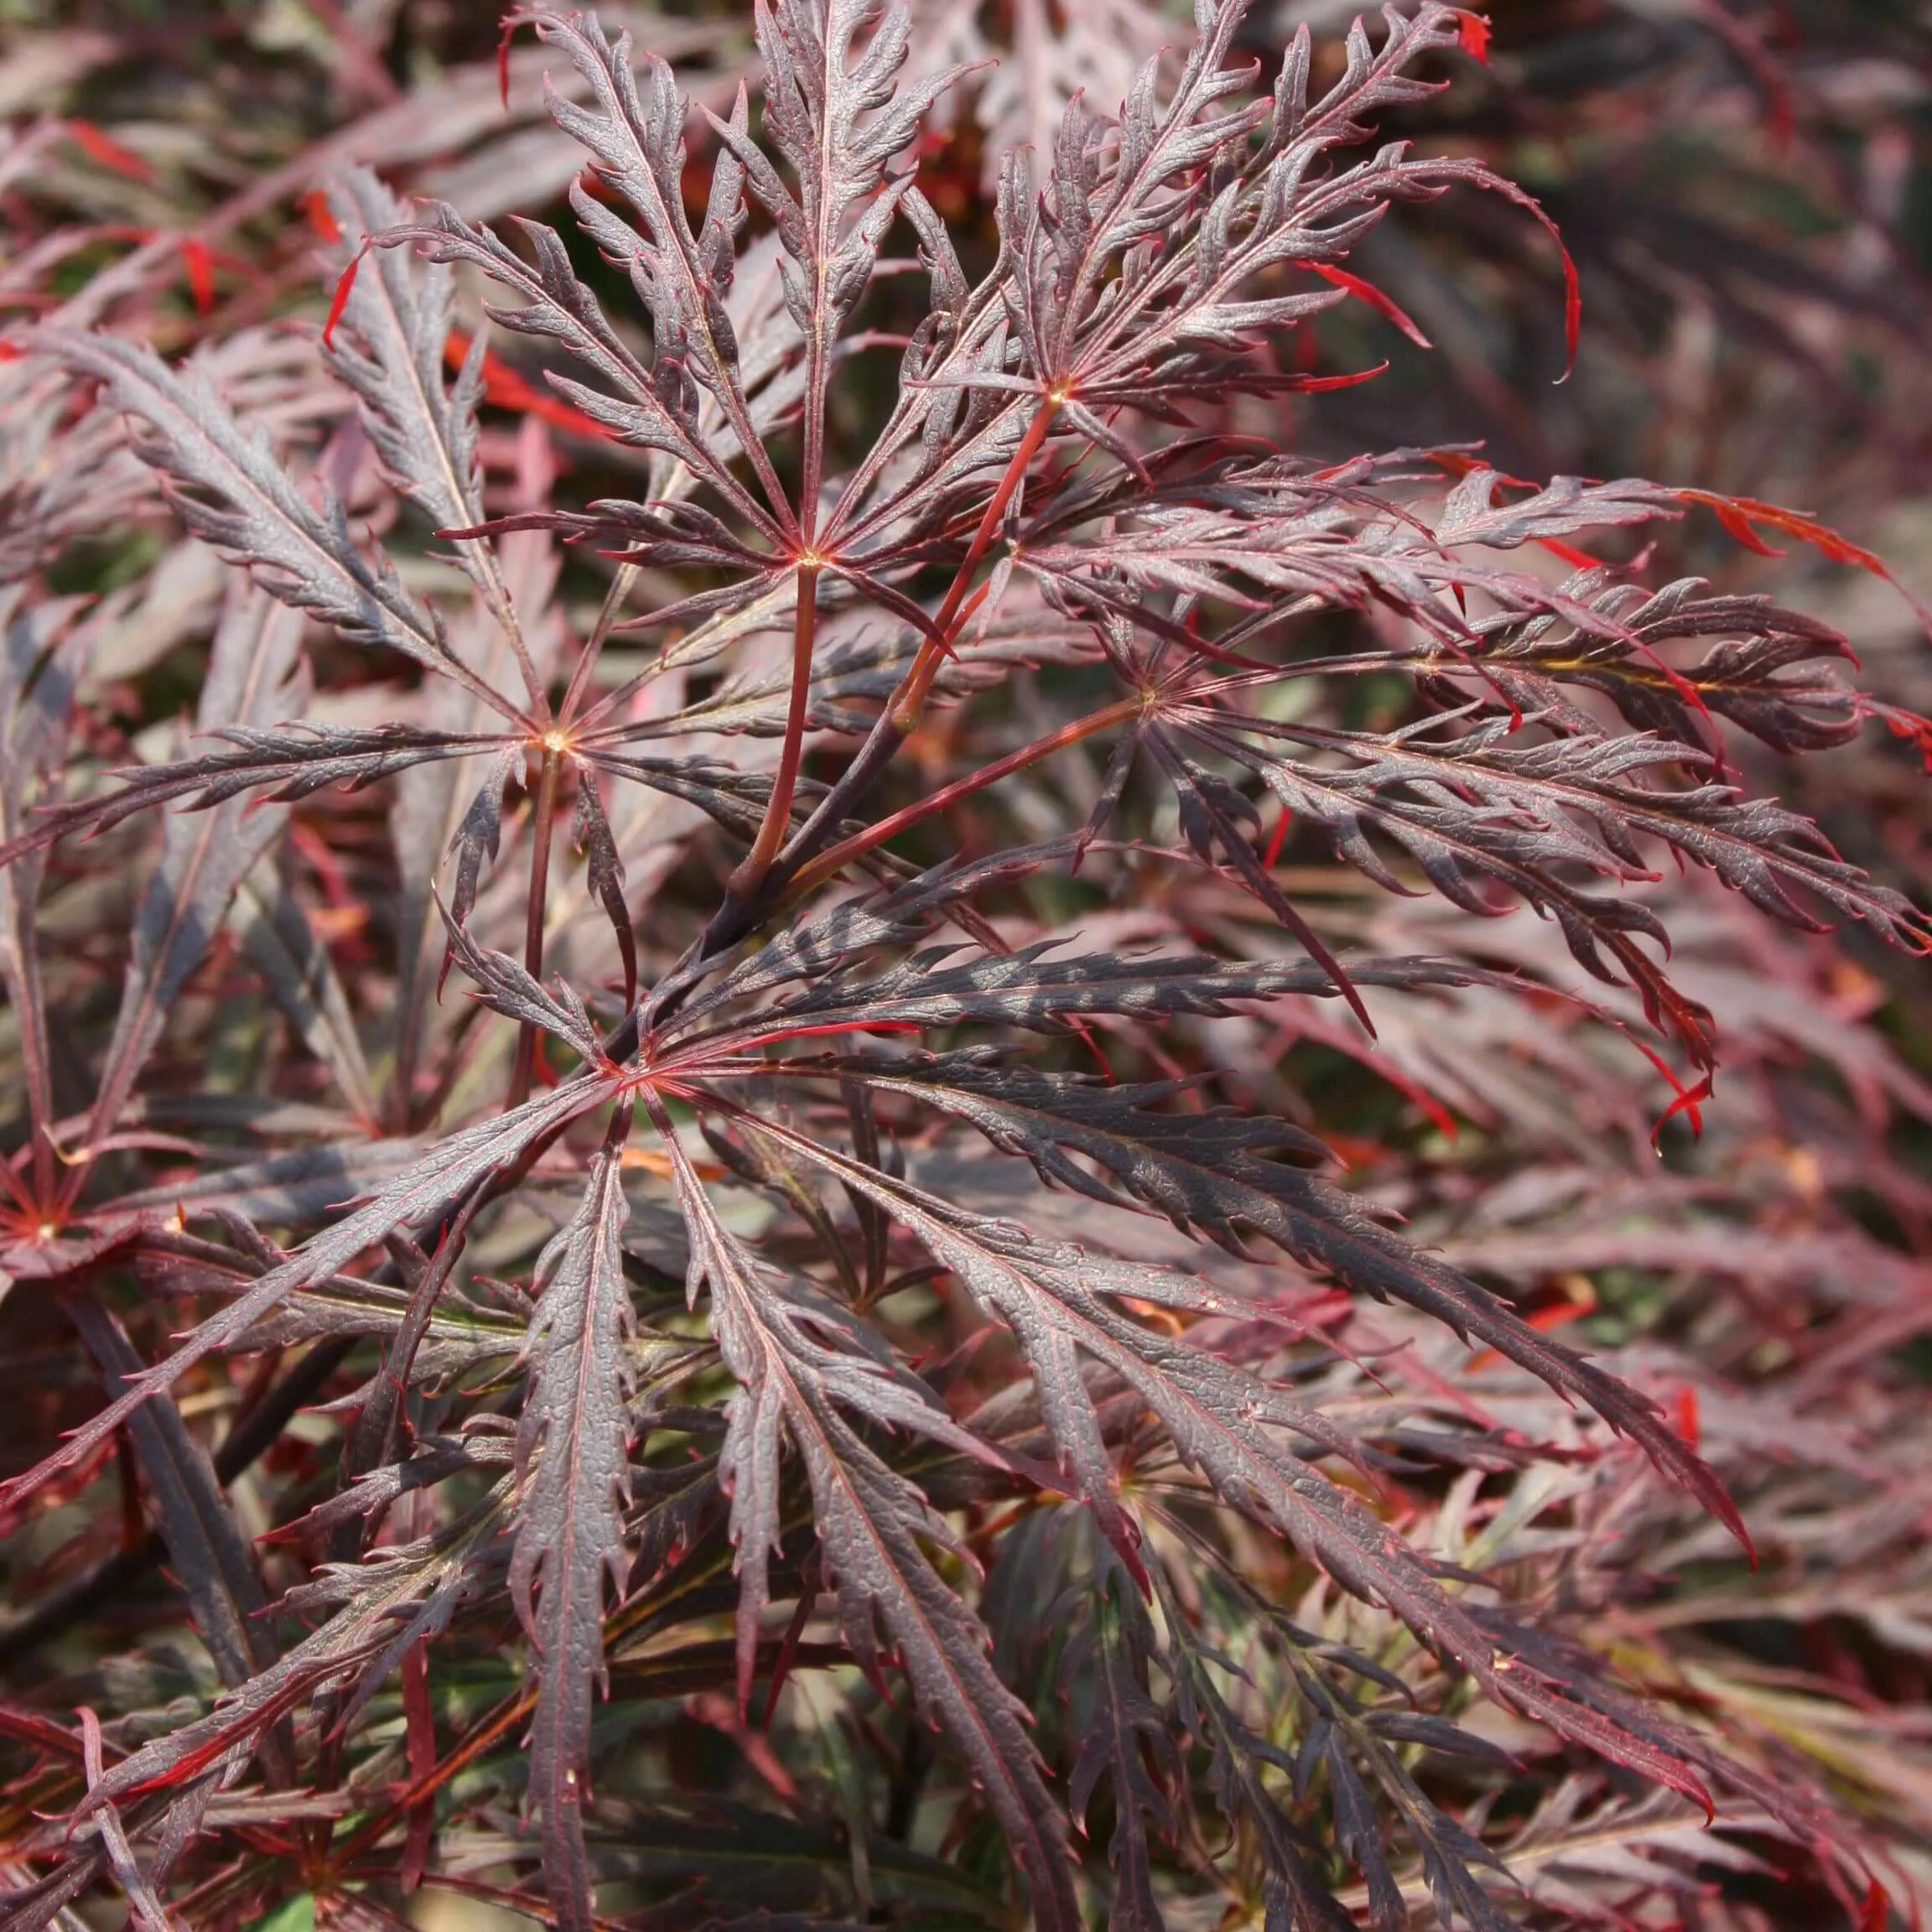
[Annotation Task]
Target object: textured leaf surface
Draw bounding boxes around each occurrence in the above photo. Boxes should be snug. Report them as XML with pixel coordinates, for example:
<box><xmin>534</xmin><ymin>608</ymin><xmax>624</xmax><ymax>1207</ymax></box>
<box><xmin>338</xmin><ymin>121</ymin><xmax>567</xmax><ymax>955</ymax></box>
<box><xmin>810</xmin><ymin>1057</ymin><xmax>1748</xmax><ymax>1542</ymax></box>
<box><xmin>3</xmin><ymin>0</ymin><xmax>1926</xmax><ymax>1924</ymax></box>
<box><xmin>86</xmin><ymin>584</ymin><xmax>305</xmax><ymax>1144</ymax></box>
<box><xmin>509</xmin><ymin>1124</ymin><xmax>636</xmax><ymax>1932</ymax></box>
<box><xmin>38</xmin><ymin>330</ymin><xmax>522</xmax><ymax>721</ymax></box>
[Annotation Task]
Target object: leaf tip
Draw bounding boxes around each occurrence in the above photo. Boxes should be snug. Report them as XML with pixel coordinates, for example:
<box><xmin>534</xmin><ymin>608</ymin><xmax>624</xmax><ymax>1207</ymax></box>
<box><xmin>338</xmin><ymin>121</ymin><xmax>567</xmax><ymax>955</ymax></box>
<box><xmin>180</xmin><ymin>236</ymin><xmax>216</xmax><ymax>318</ymax></box>
<box><xmin>1456</xmin><ymin>12</ymin><xmax>1493</xmax><ymax>63</ymax></box>
<box><xmin>304</xmin><ymin>189</ymin><xmax>343</xmax><ymax>245</ymax></box>
<box><xmin>321</xmin><ymin>238</ymin><xmax>373</xmax><ymax>351</ymax></box>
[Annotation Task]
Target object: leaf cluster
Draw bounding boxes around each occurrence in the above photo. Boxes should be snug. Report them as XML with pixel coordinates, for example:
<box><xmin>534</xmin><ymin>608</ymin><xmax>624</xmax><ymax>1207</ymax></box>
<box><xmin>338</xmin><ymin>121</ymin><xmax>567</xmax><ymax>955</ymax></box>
<box><xmin>1</xmin><ymin>3</ymin><xmax>1929</xmax><ymax>1929</ymax></box>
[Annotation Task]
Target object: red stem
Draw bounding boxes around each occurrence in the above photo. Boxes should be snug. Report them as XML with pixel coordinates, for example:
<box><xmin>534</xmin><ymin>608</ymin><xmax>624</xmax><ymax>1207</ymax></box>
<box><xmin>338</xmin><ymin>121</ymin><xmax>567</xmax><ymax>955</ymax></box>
<box><xmin>729</xmin><ymin>563</ymin><xmax>820</xmax><ymax>902</ymax></box>
<box><xmin>786</xmin><ymin>695</ymin><xmax>1138</xmax><ymax>902</ymax></box>
<box><xmin>889</xmin><ymin>397</ymin><xmax>1058</xmax><ymax>732</ymax></box>
<box><xmin>686</xmin><ymin>394</ymin><xmax>1062</xmax><ymax>969</ymax></box>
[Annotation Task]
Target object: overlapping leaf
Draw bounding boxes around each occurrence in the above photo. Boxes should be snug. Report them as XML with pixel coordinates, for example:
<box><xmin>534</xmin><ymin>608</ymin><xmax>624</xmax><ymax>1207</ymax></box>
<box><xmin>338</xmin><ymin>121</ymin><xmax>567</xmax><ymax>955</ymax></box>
<box><xmin>793</xmin><ymin>1054</ymin><xmax>1746</xmax><ymax>1538</ymax></box>
<box><xmin>657</xmin><ymin>1114</ymin><xmax>1079</xmax><ymax>1931</ymax></box>
<box><xmin>3</xmin><ymin>0</ymin><xmax>1928</xmax><ymax>1925</ymax></box>
<box><xmin>34</xmin><ymin>330</ymin><xmax>523</xmax><ymax>722</ymax></box>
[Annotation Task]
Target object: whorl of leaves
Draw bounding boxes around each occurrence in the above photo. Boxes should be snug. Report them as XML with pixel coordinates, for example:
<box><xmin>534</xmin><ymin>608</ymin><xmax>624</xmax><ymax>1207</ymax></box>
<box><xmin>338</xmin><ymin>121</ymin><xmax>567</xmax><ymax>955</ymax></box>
<box><xmin>0</xmin><ymin>0</ymin><xmax>1926</xmax><ymax>1928</ymax></box>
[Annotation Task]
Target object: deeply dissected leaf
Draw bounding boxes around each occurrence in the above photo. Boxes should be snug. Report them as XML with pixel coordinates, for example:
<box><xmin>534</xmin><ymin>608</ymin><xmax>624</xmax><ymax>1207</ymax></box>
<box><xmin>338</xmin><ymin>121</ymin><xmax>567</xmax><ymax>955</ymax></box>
<box><xmin>0</xmin><ymin>723</ymin><xmax>510</xmax><ymax>869</ymax></box>
<box><xmin>1182</xmin><ymin>710</ymin><xmax>1929</xmax><ymax>952</ymax></box>
<box><xmin>721</xmin><ymin>1112</ymin><xmax>1734</xmax><ymax>1820</ymax></box>
<box><xmin>508</xmin><ymin>1121</ymin><xmax>636</xmax><ymax>1932</ymax></box>
<box><xmin>386</xmin><ymin>198</ymin><xmax>780</xmax><ymax>542</ymax></box>
<box><xmin>657</xmin><ymin>1111</ymin><xmax>1081</xmax><ymax>1931</ymax></box>
<box><xmin>1059</xmin><ymin>1536</ymin><xmax>1175</xmax><ymax>1930</ymax></box>
<box><xmin>82</xmin><ymin>1491</ymin><xmax>505</xmax><ymax>1814</ymax></box>
<box><xmin>34</xmin><ymin>330</ymin><xmax>524</xmax><ymax>722</ymax></box>
<box><xmin>231</xmin><ymin>856</ymin><xmax>382</xmax><ymax>1121</ymax></box>
<box><xmin>0</xmin><ymin>1073</ymin><xmax>610</xmax><ymax>1514</ymax></box>
<box><xmin>802</xmin><ymin>1055</ymin><xmax>1748</xmax><ymax>1540</ymax></box>
<box><xmin>0</xmin><ymin>591</ymin><xmax>85</xmax><ymax>1217</ymax></box>
<box><xmin>5</xmin><ymin>0</ymin><xmax>1929</xmax><ymax>1925</ymax></box>
<box><xmin>569</xmin><ymin>765</ymin><xmax>637</xmax><ymax>1003</ymax></box>
<box><xmin>436</xmin><ymin>891</ymin><xmax>601</xmax><ymax>1060</ymax></box>
<box><xmin>65</xmin><ymin>1293</ymin><xmax>275</xmax><ymax>1693</ymax></box>
<box><xmin>325</xmin><ymin>169</ymin><xmax>542</xmax><ymax>709</ymax></box>
<box><xmin>722</xmin><ymin>943</ymin><xmax>1504</xmax><ymax>1041</ymax></box>
<box><xmin>1438</xmin><ymin>574</ymin><xmax>1865</xmax><ymax>756</ymax></box>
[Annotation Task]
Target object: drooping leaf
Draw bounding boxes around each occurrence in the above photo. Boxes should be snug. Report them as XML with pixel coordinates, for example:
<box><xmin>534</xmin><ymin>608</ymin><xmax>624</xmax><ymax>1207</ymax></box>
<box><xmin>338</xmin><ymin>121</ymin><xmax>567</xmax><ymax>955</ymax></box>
<box><xmin>508</xmin><ymin>1119</ymin><xmax>637</xmax><ymax>1932</ymax></box>
<box><xmin>231</xmin><ymin>855</ymin><xmax>381</xmax><ymax>1122</ymax></box>
<box><xmin>65</xmin><ymin>1292</ymin><xmax>276</xmax><ymax>1692</ymax></box>
<box><xmin>1060</xmin><ymin>1534</ymin><xmax>1175</xmax><ymax>1930</ymax></box>
<box><xmin>0</xmin><ymin>591</ymin><xmax>86</xmax><ymax>1213</ymax></box>
<box><xmin>798</xmin><ymin>1056</ymin><xmax>1749</xmax><ymax>1545</ymax></box>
